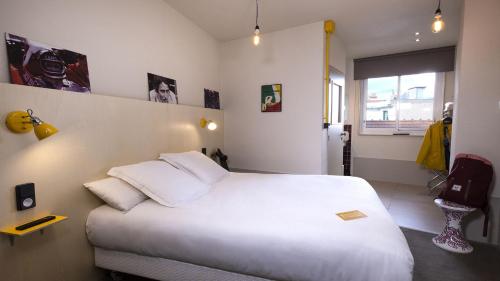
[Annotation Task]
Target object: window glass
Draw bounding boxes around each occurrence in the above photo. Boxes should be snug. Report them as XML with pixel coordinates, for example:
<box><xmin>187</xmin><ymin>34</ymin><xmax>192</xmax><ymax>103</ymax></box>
<box><xmin>362</xmin><ymin>72</ymin><xmax>440</xmax><ymax>134</ymax></box>
<box><xmin>365</xmin><ymin>76</ymin><xmax>398</xmax><ymax>129</ymax></box>
<box><xmin>398</xmin><ymin>73</ymin><xmax>436</xmax><ymax>131</ymax></box>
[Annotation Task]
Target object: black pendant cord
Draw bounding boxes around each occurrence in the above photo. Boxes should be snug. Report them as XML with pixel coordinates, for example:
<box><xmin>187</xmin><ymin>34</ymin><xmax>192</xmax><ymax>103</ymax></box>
<box><xmin>436</xmin><ymin>0</ymin><xmax>442</xmax><ymax>14</ymax></box>
<box><xmin>255</xmin><ymin>0</ymin><xmax>259</xmax><ymax>29</ymax></box>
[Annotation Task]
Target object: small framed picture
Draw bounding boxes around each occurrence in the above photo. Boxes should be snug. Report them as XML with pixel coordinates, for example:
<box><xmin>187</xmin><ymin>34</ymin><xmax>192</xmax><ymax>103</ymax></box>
<box><xmin>261</xmin><ymin>84</ymin><xmax>282</xmax><ymax>112</ymax></box>
<box><xmin>204</xmin><ymin>89</ymin><xmax>220</xmax><ymax>109</ymax></box>
<box><xmin>147</xmin><ymin>73</ymin><xmax>178</xmax><ymax>104</ymax></box>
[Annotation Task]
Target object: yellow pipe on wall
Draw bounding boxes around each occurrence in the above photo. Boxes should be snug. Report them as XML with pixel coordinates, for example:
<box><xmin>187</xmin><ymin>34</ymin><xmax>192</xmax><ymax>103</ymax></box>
<box><xmin>324</xmin><ymin>20</ymin><xmax>335</xmax><ymax>126</ymax></box>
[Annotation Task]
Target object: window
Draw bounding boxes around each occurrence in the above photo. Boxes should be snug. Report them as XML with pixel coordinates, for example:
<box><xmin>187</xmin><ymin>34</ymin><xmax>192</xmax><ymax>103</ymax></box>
<box><xmin>360</xmin><ymin>72</ymin><xmax>444</xmax><ymax>135</ymax></box>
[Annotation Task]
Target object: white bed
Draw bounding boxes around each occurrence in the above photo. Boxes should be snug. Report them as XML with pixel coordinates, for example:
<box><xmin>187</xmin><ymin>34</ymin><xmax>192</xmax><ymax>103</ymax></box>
<box><xmin>87</xmin><ymin>172</ymin><xmax>414</xmax><ymax>281</ymax></box>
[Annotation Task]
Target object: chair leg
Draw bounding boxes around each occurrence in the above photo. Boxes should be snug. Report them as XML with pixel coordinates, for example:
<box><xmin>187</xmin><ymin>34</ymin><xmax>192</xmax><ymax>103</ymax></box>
<box><xmin>427</xmin><ymin>170</ymin><xmax>447</xmax><ymax>195</ymax></box>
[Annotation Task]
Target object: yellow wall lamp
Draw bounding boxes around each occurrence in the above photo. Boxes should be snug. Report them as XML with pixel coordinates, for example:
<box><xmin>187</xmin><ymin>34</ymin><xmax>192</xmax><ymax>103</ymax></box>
<box><xmin>6</xmin><ymin>109</ymin><xmax>58</xmax><ymax>140</ymax></box>
<box><xmin>200</xmin><ymin>118</ymin><xmax>217</xmax><ymax>131</ymax></box>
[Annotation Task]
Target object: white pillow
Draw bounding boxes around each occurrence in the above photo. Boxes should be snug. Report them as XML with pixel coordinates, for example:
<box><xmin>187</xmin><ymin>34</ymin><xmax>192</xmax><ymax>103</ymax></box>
<box><xmin>159</xmin><ymin>151</ymin><xmax>229</xmax><ymax>184</ymax></box>
<box><xmin>107</xmin><ymin>160</ymin><xmax>211</xmax><ymax>207</ymax></box>
<box><xmin>84</xmin><ymin>177</ymin><xmax>147</xmax><ymax>212</ymax></box>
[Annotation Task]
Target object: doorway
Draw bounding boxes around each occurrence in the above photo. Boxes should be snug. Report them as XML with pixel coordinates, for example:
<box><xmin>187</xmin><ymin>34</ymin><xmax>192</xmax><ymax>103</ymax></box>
<box><xmin>327</xmin><ymin>67</ymin><xmax>347</xmax><ymax>175</ymax></box>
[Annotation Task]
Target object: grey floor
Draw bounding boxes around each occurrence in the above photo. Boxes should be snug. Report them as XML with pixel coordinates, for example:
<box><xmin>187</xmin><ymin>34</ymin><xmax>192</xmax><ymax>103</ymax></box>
<box><xmin>369</xmin><ymin>180</ymin><xmax>445</xmax><ymax>234</ymax></box>
<box><xmin>403</xmin><ymin>227</ymin><xmax>500</xmax><ymax>281</ymax></box>
<box><xmin>372</xmin><ymin>180</ymin><xmax>500</xmax><ymax>281</ymax></box>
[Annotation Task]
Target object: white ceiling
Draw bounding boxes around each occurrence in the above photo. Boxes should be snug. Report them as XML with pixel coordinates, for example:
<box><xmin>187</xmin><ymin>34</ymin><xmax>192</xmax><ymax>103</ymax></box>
<box><xmin>164</xmin><ymin>0</ymin><xmax>462</xmax><ymax>58</ymax></box>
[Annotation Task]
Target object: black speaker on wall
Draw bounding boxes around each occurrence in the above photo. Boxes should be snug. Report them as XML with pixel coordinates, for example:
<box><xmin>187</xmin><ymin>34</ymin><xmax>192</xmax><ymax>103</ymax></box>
<box><xmin>16</xmin><ymin>183</ymin><xmax>36</xmax><ymax>211</ymax></box>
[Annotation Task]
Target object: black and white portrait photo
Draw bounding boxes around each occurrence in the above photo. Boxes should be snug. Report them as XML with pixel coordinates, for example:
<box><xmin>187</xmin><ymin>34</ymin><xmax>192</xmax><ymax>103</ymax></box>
<box><xmin>147</xmin><ymin>73</ymin><xmax>178</xmax><ymax>104</ymax></box>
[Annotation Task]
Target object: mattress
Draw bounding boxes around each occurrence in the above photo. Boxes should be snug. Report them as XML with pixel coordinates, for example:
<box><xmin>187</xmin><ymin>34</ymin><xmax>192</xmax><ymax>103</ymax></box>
<box><xmin>86</xmin><ymin>173</ymin><xmax>414</xmax><ymax>281</ymax></box>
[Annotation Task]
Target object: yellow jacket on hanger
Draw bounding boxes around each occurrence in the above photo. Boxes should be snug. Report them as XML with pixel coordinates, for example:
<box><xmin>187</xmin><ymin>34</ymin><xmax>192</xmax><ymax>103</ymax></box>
<box><xmin>416</xmin><ymin>120</ymin><xmax>452</xmax><ymax>171</ymax></box>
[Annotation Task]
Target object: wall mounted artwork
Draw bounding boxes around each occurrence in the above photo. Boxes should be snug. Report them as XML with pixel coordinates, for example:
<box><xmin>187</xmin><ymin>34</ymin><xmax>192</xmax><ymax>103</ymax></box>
<box><xmin>5</xmin><ymin>33</ymin><xmax>91</xmax><ymax>93</ymax></box>
<box><xmin>147</xmin><ymin>73</ymin><xmax>178</xmax><ymax>104</ymax></box>
<box><xmin>204</xmin><ymin>88</ymin><xmax>220</xmax><ymax>109</ymax></box>
<box><xmin>261</xmin><ymin>84</ymin><xmax>282</xmax><ymax>112</ymax></box>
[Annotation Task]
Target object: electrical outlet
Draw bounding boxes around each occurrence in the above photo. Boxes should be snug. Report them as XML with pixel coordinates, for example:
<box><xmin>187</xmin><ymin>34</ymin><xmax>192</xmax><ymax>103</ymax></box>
<box><xmin>16</xmin><ymin>183</ymin><xmax>36</xmax><ymax>211</ymax></box>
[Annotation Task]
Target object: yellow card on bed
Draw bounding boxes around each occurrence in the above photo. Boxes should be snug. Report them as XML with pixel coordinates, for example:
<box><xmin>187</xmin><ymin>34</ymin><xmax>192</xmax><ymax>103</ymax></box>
<box><xmin>336</xmin><ymin>210</ymin><xmax>367</xmax><ymax>221</ymax></box>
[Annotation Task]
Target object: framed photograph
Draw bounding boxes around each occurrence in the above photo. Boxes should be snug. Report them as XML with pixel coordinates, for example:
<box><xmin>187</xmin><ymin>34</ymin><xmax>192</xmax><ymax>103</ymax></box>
<box><xmin>204</xmin><ymin>88</ymin><xmax>220</xmax><ymax>109</ymax></box>
<box><xmin>5</xmin><ymin>33</ymin><xmax>91</xmax><ymax>93</ymax></box>
<box><xmin>147</xmin><ymin>73</ymin><xmax>178</xmax><ymax>104</ymax></box>
<box><xmin>261</xmin><ymin>84</ymin><xmax>282</xmax><ymax>112</ymax></box>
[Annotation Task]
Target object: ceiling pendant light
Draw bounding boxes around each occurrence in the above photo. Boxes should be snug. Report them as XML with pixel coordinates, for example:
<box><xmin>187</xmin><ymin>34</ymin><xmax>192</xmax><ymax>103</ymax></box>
<box><xmin>432</xmin><ymin>0</ymin><xmax>445</xmax><ymax>33</ymax></box>
<box><xmin>253</xmin><ymin>0</ymin><xmax>261</xmax><ymax>46</ymax></box>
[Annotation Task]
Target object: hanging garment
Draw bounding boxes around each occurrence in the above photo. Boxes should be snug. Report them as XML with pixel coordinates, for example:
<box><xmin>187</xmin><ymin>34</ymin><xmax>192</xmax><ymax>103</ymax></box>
<box><xmin>416</xmin><ymin>120</ymin><xmax>452</xmax><ymax>171</ymax></box>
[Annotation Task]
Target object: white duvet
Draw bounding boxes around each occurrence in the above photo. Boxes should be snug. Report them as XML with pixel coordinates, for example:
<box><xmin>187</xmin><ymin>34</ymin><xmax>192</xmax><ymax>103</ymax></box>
<box><xmin>86</xmin><ymin>173</ymin><xmax>414</xmax><ymax>281</ymax></box>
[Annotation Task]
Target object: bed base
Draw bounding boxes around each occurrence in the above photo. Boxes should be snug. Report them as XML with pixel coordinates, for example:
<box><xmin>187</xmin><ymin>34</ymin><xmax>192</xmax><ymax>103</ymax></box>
<box><xmin>94</xmin><ymin>247</ymin><xmax>273</xmax><ymax>281</ymax></box>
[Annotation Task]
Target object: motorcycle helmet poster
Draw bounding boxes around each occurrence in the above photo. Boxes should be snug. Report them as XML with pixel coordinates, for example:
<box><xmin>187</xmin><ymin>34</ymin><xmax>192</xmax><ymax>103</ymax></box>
<box><xmin>5</xmin><ymin>33</ymin><xmax>91</xmax><ymax>93</ymax></box>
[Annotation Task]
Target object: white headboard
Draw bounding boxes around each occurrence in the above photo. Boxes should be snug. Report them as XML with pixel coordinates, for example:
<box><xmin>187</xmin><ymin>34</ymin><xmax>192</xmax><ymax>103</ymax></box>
<box><xmin>0</xmin><ymin>83</ymin><xmax>223</xmax><ymax>280</ymax></box>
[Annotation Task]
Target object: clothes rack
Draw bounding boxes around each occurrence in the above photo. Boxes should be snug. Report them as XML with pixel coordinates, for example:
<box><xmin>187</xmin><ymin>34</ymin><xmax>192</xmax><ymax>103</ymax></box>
<box><xmin>417</xmin><ymin>103</ymin><xmax>453</xmax><ymax>194</ymax></box>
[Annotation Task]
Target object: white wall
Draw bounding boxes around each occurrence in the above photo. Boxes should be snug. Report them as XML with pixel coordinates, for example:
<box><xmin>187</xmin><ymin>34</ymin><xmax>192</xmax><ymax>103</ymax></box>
<box><xmin>451</xmin><ymin>0</ymin><xmax>500</xmax><ymax>244</ymax></box>
<box><xmin>331</xmin><ymin>35</ymin><xmax>347</xmax><ymax>73</ymax></box>
<box><xmin>221</xmin><ymin>22</ymin><xmax>324</xmax><ymax>174</ymax></box>
<box><xmin>0</xmin><ymin>0</ymin><xmax>220</xmax><ymax>106</ymax></box>
<box><xmin>452</xmin><ymin>0</ymin><xmax>500</xmax><ymax>198</ymax></box>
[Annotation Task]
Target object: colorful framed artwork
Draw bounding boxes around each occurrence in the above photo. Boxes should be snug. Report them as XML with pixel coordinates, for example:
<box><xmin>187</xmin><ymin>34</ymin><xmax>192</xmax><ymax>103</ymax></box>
<box><xmin>261</xmin><ymin>84</ymin><xmax>282</xmax><ymax>112</ymax></box>
<box><xmin>147</xmin><ymin>73</ymin><xmax>178</xmax><ymax>104</ymax></box>
<box><xmin>5</xmin><ymin>33</ymin><xmax>91</xmax><ymax>93</ymax></box>
<box><xmin>204</xmin><ymin>88</ymin><xmax>220</xmax><ymax>109</ymax></box>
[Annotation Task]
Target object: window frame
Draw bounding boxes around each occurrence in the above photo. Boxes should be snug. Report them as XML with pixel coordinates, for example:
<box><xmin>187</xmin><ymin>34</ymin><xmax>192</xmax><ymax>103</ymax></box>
<box><xmin>359</xmin><ymin>72</ymin><xmax>445</xmax><ymax>136</ymax></box>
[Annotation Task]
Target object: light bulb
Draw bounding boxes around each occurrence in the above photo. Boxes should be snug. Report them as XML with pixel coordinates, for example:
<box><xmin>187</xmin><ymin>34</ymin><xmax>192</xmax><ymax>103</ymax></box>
<box><xmin>253</xmin><ymin>35</ymin><xmax>260</xmax><ymax>46</ymax></box>
<box><xmin>432</xmin><ymin>15</ymin><xmax>444</xmax><ymax>33</ymax></box>
<box><xmin>253</xmin><ymin>26</ymin><xmax>260</xmax><ymax>46</ymax></box>
<box><xmin>207</xmin><ymin>121</ymin><xmax>217</xmax><ymax>131</ymax></box>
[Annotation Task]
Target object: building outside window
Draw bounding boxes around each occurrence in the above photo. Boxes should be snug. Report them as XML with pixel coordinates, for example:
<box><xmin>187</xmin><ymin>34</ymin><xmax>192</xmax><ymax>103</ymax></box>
<box><xmin>360</xmin><ymin>72</ymin><xmax>444</xmax><ymax>135</ymax></box>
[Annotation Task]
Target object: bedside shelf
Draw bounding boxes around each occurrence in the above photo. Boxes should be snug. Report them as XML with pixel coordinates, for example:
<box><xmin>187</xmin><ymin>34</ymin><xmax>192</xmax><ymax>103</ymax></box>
<box><xmin>1</xmin><ymin>215</ymin><xmax>68</xmax><ymax>246</ymax></box>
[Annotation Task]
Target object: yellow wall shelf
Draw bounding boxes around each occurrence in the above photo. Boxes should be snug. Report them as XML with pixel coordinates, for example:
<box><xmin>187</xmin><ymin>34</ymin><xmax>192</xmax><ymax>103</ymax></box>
<box><xmin>0</xmin><ymin>215</ymin><xmax>67</xmax><ymax>246</ymax></box>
